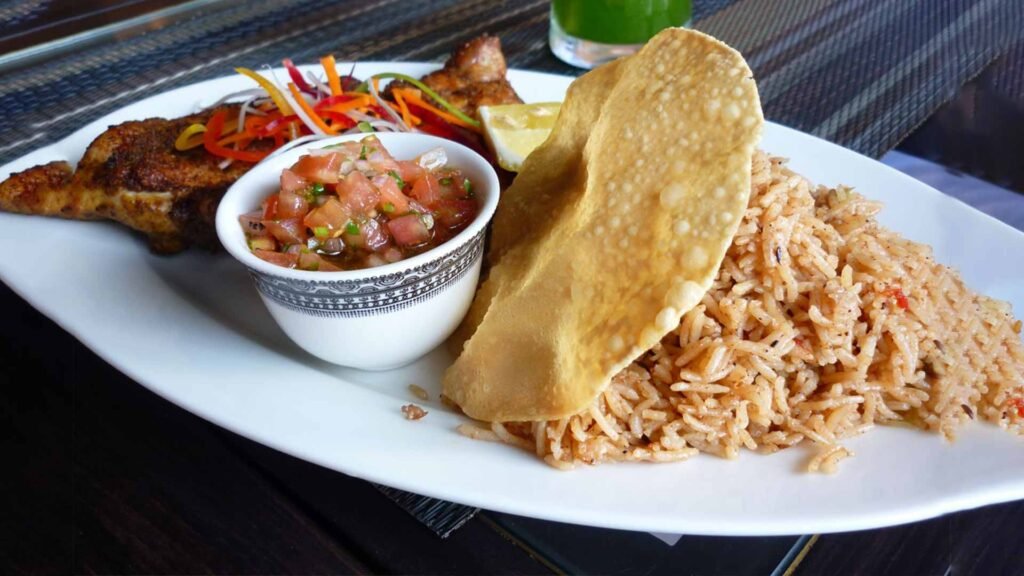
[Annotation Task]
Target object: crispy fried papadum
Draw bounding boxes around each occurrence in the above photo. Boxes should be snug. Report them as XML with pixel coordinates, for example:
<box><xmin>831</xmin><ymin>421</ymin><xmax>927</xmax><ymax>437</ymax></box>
<box><xmin>443</xmin><ymin>29</ymin><xmax>764</xmax><ymax>422</ymax></box>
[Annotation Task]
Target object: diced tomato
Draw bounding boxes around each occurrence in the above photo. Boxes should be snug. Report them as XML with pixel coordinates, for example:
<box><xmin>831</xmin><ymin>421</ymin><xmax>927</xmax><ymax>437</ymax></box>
<box><xmin>303</xmin><ymin>197</ymin><xmax>351</xmax><ymax>236</ymax></box>
<box><xmin>280</xmin><ymin>169</ymin><xmax>309</xmax><ymax>194</ymax></box>
<box><xmin>239</xmin><ymin>212</ymin><xmax>268</xmax><ymax>237</ymax></box>
<box><xmin>292</xmin><ymin>152</ymin><xmax>343</xmax><ymax>183</ymax></box>
<box><xmin>254</xmin><ymin>249</ymin><xmax>298</xmax><ymax>268</ymax></box>
<box><xmin>409</xmin><ymin>173</ymin><xmax>442</xmax><ymax>208</ymax></box>
<box><xmin>1010</xmin><ymin>396</ymin><xmax>1024</xmax><ymax>418</ymax></box>
<box><xmin>277</xmin><ymin>187</ymin><xmax>309</xmax><ymax>220</ymax></box>
<box><xmin>883</xmin><ymin>285</ymin><xmax>910</xmax><ymax>310</ymax></box>
<box><xmin>262</xmin><ymin>194</ymin><xmax>280</xmax><ymax>220</ymax></box>
<box><xmin>361</xmin><ymin>135</ymin><xmax>400</xmax><ymax>173</ymax></box>
<box><xmin>344</xmin><ymin>218</ymin><xmax>390</xmax><ymax>252</ymax></box>
<box><xmin>295</xmin><ymin>251</ymin><xmax>344</xmax><ymax>272</ymax></box>
<box><xmin>371</xmin><ymin>173</ymin><xmax>411</xmax><ymax>214</ymax></box>
<box><xmin>326</xmin><ymin>141</ymin><xmax>363</xmax><ymax>163</ymax></box>
<box><xmin>243</xmin><ymin>135</ymin><xmax>481</xmax><ymax>272</ymax></box>
<box><xmin>387</xmin><ymin>214</ymin><xmax>432</xmax><ymax>247</ymax></box>
<box><xmin>318</xmin><ymin>258</ymin><xmax>343</xmax><ymax>272</ymax></box>
<box><xmin>336</xmin><ymin>171</ymin><xmax>380</xmax><ymax>217</ymax></box>
<box><xmin>264</xmin><ymin>218</ymin><xmax>307</xmax><ymax>245</ymax></box>
<box><xmin>395</xmin><ymin>160</ymin><xmax>424</xmax><ymax>185</ymax></box>
<box><xmin>435</xmin><ymin>168</ymin><xmax>470</xmax><ymax>200</ymax></box>
<box><xmin>297</xmin><ymin>251</ymin><xmax>321</xmax><ymax>271</ymax></box>
<box><xmin>382</xmin><ymin>247</ymin><xmax>404</xmax><ymax>263</ymax></box>
<box><xmin>247</xmin><ymin>236</ymin><xmax>277</xmax><ymax>251</ymax></box>
<box><xmin>434</xmin><ymin>198</ymin><xmax>477</xmax><ymax>230</ymax></box>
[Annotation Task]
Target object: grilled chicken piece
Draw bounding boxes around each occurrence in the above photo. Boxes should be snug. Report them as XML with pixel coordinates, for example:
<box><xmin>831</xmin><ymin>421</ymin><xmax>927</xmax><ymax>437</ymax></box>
<box><xmin>0</xmin><ymin>36</ymin><xmax>521</xmax><ymax>254</ymax></box>
<box><xmin>0</xmin><ymin>108</ymin><xmax>257</xmax><ymax>253</ymax></box>
<box><xmin>419</xmin><ymin>34</ymin><xmax>522</xmax><ymax>117</ymax></box>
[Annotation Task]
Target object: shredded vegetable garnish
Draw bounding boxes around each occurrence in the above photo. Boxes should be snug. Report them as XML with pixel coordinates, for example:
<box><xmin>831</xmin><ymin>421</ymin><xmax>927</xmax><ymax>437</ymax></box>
<box><xmin>180</xmin><ymin>57</ymin><xmax>489</xmax><ymax>167</ymax></box>
<box><xmin>361</xmin><ymin>73</ymin><xmax>481</xmax><ymax>128</ymax></box>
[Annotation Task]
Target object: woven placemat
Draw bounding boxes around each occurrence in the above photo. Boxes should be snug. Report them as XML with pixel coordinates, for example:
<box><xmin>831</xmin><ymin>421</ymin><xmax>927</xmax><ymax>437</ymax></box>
<box><xmin>1</xmin><ymin>0</ymin><xmax>1021</xmax><ymax>537</ymax></box>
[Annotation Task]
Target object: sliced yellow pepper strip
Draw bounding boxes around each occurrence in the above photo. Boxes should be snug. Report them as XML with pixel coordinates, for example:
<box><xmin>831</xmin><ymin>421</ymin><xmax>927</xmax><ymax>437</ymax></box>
<box><xmin>174</xmin><ymin>123</ymin><xmax>207</xmax><ymax>151</ymax></box>
<box><xmin>235</xmin><ymin>67</ymin><xmax>294</xmax><ymax>116</ymax></box>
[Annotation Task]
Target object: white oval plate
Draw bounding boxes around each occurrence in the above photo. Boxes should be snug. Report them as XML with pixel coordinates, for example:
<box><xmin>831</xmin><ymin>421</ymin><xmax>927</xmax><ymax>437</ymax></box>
<box><xmin>1</xmin><ymin>63</ymin><xmax>1022</xmax><ymax>536</ymax></box>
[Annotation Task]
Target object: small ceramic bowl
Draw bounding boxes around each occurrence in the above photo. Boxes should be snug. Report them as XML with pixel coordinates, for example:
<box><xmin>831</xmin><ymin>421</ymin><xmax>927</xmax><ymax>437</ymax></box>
<box><xmin>216</xmin><ymin>132</ymin><xmax>499</xmax><ymax>370</ymax></box>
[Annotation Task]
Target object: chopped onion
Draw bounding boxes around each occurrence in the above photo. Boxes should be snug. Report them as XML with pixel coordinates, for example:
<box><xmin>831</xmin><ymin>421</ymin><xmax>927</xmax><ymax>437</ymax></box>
<box><xmin>348</xmin><ymin>110</ymin><xmax>404</xmax><ymax>132</ymax></box>
<box><xmin>420</xmin><ymin>212</ymin><xmax>435</xmax><ymax>230</ymax></box>
<box><xmin>242</xmin><ymin>100</ymin><xmax>267</xmax><ymax>117</ymax></box>
<box><xmin>236</xmin><ymin>95</ymin><xmax>260</xmax><ymax>135</ymax></box>
<box><xmin>306</xmin><ymin>71</ymin><xmax>332</xmax><ymax>98</ymax></box>
<box><xmin>207</xmin><ymin>88</ymin><xmax>266</xmax><ymax>109</ymax></box>
<box><xmin>367</xmin><ymin>75</ymin><xmax>410</xmax><ymax>131</ymax></box>
<box><xmin>416</xmin><ymin>147</ymin><xmax>447</xmax><ymax>171</ymax></box>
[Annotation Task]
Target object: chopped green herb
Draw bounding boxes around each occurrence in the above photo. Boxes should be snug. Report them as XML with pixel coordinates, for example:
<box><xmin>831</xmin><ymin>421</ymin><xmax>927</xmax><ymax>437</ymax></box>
<box><xmin>387</xmin><ymin>170</ymin><xmax>405</xmax><ymax>189</ymax></box>
<box><xmin>357</xmin><ymin>121</ymin><xmax>373</xmax><ymax>133</ymax></box>
<box><xmin>462</xmin><ymin>178</ymin><xmax>473</xmax><ymax>195</ymax></box>
<box><xmin>308</xmin><ymin>182</ymin><xmax>325</xmax><ymax>197</ymax></box>
<box><xmin>314</xmin><ymin>226</ymin><xmax>329</xmax><ymax>238</ymax></box>
<box><xmin>439</xmin><ymin>177</ymin><xmax>453</xmax><ymax>186</ymax></box>
<box><xmin>382</xmin><ymin>201</ymin><xmax>396</xmax><ymax>213</ymax></box>
<box><xmin>359</xmin><ymin>144</ymin><xmax>368</xmax><ymax>160</ymax></box>
<box><xmin>345</xmin><ymin>221</ymin><xmax>360</xmax><ymax>235</ymax></box>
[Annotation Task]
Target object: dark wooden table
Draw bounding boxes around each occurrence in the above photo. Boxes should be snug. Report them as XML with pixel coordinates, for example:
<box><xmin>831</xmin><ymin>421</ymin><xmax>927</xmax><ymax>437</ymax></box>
<box><xmin>3</xmin><ymin>2</ymin><xmax>1024</xmax><ymax>575</ymax></box>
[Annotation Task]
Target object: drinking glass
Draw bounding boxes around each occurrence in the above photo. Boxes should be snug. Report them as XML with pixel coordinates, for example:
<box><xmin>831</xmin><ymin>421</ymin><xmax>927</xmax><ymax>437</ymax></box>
<box><xmin>550</xmin><ymin>0</ymin><xmax>692</xmax><ymax>69</ymax></box>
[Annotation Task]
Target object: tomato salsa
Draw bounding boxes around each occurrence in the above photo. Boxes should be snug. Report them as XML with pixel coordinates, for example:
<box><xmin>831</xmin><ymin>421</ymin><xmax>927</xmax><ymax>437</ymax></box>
<box><xmin>240</xmin><ymin>136</ymin><xmax>479</xmax><ymax>271</ymax></box>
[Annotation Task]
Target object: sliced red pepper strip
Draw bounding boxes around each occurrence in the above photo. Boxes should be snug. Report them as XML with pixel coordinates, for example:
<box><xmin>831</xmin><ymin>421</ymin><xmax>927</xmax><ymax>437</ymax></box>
<box><xmin>406</xmin><ymin>102</ymin><xmax>489</xmax><ymax>159</ymax></box>
<box><xmin>316</xmin><ymin>110</ymin><xmax>357</xmax><ymax>130</ymax></box>
<box><xmin>204</xmin><ymin>110</ymin><xmax>269</xmax><ymax>163</ymax></box>
<box><xmin>283</xmin><ymin>58</ymin><xmax>315</xmax><ymax>94</ymax></box>
<box><xmin>313</xmin><ymin>93</ymin><xmax>360</xmax><ymax>110</ymax></box>
<box><xmin>257</xmin><ymin>114</ymin><xmax>300</xmax><ymax>137</ymax></box>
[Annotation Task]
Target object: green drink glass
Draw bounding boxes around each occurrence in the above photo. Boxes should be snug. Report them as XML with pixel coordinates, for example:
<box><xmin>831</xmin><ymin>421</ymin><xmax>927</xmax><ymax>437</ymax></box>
<box><xmin>550</xmin><ymin>0</ymin><xmax>692</xmax><ymax>69</ymax></box>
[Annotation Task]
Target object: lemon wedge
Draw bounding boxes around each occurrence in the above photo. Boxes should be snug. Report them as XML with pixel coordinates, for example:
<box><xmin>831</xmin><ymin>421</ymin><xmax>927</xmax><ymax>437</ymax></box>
<box><xmin>479</xmin><ymin>102</ymin><xmax>561</xmax><ymax>172</ymax></box>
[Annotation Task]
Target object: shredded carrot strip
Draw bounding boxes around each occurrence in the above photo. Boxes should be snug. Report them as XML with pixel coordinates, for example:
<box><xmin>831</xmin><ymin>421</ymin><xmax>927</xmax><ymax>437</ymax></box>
<box><xmin>391</xmin><ymin>89</ymin><xmax>419</xmax><ymax>126</ymax></box>
<box><xmin>399</xmin><ymin>89</ymin><xmax>479</xmax><ymax>132</ymax></box>
<box><xmin>287</xmin><ymin>82</ymin><xmax>337</xmax><ymax>135</ymax></box>
<box><xmin>321</xmin><ymin>55</ymin><xmax>342</xmax><ymax>96</ymax></box>
<box><xmin>323</xmin><ymin>95</ymin><xmax>373</xmax><ymax>114</ymax></box>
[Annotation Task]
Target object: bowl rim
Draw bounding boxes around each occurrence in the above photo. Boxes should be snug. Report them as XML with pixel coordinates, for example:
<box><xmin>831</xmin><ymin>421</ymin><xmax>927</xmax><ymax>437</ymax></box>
<box><xmin>215</xmin><ymin>132</ymin><xmax>500</xmax><ymax>282</ymax></box>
